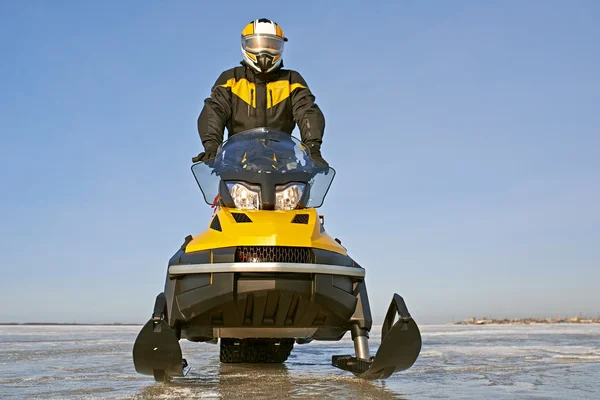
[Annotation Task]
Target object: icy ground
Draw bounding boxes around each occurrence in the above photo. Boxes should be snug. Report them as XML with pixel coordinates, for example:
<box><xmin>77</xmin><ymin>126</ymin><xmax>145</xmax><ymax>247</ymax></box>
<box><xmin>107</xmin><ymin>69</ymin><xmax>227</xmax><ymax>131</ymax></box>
<box><xmin>1</xmin><ymin>324</ymin><xmax>599</xmax><ymax>399</ymax></box>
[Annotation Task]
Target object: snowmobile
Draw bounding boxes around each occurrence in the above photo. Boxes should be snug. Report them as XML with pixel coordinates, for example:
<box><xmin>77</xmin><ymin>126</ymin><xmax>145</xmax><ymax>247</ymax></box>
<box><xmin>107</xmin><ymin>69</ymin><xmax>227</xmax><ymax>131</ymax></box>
<box><xmin>132</xmin><ymin>128</ymin><xmax>421</xmax><ymax>381</ymax></box>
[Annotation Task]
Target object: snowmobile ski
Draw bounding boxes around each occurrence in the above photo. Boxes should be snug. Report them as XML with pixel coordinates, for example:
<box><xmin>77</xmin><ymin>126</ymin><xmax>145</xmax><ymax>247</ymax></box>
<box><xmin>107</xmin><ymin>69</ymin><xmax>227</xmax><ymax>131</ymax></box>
<box><xmin>132</xmin><ymin>293</ymin><xmax>188</xmax><ymax>381</ymax></box>
<box><xmin>332</xmin><ymin>294</ymin><xmax>421</xmax><ymax>379</ymax></box>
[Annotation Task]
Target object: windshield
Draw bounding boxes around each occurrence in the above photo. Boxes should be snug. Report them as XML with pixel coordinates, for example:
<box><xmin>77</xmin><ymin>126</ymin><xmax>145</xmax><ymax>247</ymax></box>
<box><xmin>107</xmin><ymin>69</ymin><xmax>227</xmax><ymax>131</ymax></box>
<box><xmin>191</xmin><ymin>128</ymin><xmax>335</xmax><ymax>208</ymax></box>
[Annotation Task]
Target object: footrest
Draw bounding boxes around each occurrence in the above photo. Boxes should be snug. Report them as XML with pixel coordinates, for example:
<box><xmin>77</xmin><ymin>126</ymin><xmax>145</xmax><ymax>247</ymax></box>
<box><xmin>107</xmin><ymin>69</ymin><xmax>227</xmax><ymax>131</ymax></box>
<box><xmin>332</xmin><ymin>355</ymin><xmax>375</xmax><ymax>374</ymax></box>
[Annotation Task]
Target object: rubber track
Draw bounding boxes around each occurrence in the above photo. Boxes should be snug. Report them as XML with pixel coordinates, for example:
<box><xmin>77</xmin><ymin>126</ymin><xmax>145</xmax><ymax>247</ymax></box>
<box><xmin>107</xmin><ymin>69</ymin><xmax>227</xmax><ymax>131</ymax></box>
<box><xmin>220</xmin><ymin>338</ymin><xmax>294</xmax><ymax>363</ymax></box>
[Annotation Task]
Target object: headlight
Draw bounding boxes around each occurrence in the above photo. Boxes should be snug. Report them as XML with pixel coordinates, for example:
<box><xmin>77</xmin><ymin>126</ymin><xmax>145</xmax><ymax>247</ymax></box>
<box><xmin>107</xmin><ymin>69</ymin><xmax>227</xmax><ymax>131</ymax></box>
<box><xmin>226</xmin><ymin>182</ymin><xmax>261</xmax><ymax>210</ymax></box>
<box><xmin>276</xmin><ymin>183</ymin><xmax>305</xmax><ymax>210</ymax></box>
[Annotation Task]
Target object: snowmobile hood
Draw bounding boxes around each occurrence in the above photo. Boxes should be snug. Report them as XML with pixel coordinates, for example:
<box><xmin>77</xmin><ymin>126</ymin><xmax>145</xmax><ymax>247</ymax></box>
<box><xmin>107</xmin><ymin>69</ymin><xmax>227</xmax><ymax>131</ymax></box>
<box><xmin>185</xmin><ymin>207</ymin><xmax>346</xmax><ymax>255</ymax></box>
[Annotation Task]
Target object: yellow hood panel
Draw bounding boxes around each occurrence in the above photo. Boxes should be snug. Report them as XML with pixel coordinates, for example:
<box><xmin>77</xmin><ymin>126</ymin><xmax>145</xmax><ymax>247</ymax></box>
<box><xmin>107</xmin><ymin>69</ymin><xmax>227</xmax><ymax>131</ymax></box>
<box><xmin>185</xmin><ymin>208</ymin><xmax>346</xmax><ymax>255</ymax></box>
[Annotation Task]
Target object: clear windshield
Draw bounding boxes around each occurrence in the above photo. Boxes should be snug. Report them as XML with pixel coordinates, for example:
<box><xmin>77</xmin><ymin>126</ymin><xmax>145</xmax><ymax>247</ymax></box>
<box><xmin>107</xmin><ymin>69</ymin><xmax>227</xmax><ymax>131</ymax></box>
<box><xmin>191</xmin><ymin>128</ymin><xmax>335</xmax><ymax>208</ymax></box>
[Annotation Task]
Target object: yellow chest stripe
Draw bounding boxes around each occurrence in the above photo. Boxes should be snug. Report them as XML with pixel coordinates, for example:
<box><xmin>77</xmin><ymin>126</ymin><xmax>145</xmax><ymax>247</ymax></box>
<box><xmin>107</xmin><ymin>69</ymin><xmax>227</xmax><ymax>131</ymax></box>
<box><xmin>220</xmin><ymin>78</ymin><xmax>256</xmax><ymax>107</ymax></box>
<box><xmin>267</xmin><ymin>81</ymin><xmax>306</xmax><ymax>108</ymax></box>
<box><xmin>220</xmin><ymin>79</ymin><xmax>306</xmax><ymax>109</ymax></box>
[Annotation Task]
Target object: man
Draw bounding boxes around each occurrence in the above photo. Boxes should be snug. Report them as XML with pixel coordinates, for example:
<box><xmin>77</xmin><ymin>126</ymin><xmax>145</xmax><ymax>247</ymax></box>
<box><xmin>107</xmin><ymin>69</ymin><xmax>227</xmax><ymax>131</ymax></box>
<box><xmin>195</xmin><ymin>18</ymin><xmax>327</xmax><ymax>166</ymax></box>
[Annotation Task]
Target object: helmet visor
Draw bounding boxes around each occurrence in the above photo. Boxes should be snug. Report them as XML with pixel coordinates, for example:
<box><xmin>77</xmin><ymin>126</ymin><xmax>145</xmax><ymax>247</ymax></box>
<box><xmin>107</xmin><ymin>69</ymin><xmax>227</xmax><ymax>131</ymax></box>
<box><xmin>242</xmin><ymin>35</ymin><xmax>284</xmax><ymax>55</ymax></box>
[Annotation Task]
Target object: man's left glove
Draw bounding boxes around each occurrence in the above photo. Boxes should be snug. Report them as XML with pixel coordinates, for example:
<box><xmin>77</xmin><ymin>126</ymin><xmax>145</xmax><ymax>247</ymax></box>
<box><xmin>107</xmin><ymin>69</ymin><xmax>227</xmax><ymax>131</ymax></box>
<box><xmin>311</xmin><ymin>153</ymin><xmax>328</xmax><ymax>167</ymax></box>
<box><xmin>306</xmin><ymin>142</ymin><xmax>328</xmax><ymax>168</ymax></box>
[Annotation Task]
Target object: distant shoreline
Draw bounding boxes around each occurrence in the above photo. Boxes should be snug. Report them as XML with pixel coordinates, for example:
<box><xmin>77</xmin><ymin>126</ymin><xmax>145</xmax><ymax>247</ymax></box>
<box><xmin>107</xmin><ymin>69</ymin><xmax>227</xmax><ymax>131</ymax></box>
<box><xmin>3</xmin><ymin>318</ymin><xmax>600</xmax><ymax>327</ymax></box>
<box><xmin>454</xmin><ymin>317</ymin><xmax>600</xmax><ymax>325</ymax></box>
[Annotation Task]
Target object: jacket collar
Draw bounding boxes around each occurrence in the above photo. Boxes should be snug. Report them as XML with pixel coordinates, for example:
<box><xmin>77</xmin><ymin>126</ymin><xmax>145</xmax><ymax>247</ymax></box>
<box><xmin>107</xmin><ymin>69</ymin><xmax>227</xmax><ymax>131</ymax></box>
<box><xmin>240</xmin><ymin>61</ymin><xmax>283</xmax><ymax>83</ymax></box>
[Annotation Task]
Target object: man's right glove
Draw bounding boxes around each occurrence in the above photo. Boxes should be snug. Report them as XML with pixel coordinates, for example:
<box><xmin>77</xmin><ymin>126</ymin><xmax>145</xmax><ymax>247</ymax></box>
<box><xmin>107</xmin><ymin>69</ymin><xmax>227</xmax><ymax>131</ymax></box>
<box><xmin>191</xmin><ymin>144</ymin><xmax>218</xmax><ymax>163</ymax></box>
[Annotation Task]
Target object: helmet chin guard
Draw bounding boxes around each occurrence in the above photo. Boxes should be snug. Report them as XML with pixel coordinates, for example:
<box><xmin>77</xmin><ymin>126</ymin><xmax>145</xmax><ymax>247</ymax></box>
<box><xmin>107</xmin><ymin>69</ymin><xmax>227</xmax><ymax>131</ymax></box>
<box><xmin>257</xmin><ymin>54</ymin><xmax>275</xmax><ymax>72</ymax></box>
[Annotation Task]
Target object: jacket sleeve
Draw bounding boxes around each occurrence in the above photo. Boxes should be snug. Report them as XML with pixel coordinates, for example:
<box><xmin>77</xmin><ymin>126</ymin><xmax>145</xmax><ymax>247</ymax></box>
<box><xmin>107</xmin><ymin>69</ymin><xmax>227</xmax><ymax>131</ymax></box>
<box><xmin>197</xmin><ymin>71</ymin><xmax>233</xmax><ymax>150</ymax></box>
<box><xmin>290</xmin><ymin>71</ymin><xmax>325</xmax><ymax>151</ymax></box>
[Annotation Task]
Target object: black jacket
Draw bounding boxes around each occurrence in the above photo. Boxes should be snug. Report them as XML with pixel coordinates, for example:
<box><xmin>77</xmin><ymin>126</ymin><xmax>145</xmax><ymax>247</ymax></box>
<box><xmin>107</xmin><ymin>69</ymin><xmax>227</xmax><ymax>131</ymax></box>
<box><xmin>197</xmin><ymin>65</ymin><xmax>325</xmax><ymax>155</ymax></box>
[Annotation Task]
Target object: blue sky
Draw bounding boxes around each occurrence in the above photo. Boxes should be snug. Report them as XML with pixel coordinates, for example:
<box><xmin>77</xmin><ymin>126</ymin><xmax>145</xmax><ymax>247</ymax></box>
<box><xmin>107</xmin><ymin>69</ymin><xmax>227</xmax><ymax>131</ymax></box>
<box><xmin>1</xmin><ymin>1</ymin><xmax>599</xmax><ymax>324</ymax></box>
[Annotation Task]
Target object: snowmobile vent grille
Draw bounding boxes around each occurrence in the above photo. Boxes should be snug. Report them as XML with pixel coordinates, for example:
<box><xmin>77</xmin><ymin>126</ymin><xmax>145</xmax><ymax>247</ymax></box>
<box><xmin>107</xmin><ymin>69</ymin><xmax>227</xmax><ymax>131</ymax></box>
<box><xmin>232</xmin><ymin>213</ymin><xmax>253</xmax><ymax>223</ymax></box>
<box><xmin>291</xmin><ymin>214</ymin><xmax>309</xmax><ymax>224</ymax></box>
<box><xmin>210</xmin><ymin>215</ymin><xmax>222</xmax><ymax>231</ymax></box>
<box><xmin>236</xmin><ymin>246</ymin><xmax>312</xmax><ymax>264</ymax></box>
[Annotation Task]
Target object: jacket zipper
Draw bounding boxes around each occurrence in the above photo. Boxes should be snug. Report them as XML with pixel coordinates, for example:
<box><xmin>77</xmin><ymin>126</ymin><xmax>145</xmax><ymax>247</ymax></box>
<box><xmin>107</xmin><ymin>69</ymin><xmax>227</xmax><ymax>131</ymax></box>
<box><xmin>262</xmin><ymin>83</ymin><xmax>267</xmax><ymax>126</ymax></box>
<box><xmin>269</xmin><ymin>89</ymin><xmax>274</xmax><ymax>117</ymax></box>
<box><xmin>249</xmin><ymin>88</ymin><xmax>254</xmax><ymax>117</ymax></box>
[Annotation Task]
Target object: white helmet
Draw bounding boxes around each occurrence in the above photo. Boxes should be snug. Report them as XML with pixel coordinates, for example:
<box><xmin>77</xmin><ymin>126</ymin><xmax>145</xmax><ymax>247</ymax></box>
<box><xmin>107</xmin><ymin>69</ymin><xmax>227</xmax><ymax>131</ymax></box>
<box><xmin>241</xmin><ymin>18</ymin><xmax>288</xmax><ymax>73</ymax></box>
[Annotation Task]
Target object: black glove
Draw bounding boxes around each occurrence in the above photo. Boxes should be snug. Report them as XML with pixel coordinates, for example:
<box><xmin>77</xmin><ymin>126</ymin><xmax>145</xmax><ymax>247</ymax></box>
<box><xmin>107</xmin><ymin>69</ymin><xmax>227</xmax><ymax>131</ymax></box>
<box><xmin>311</xmin><ymin>153</ymin><xmax>328</xmax><ymax>167</ymax></box>
<box><xmin>191</xmin><ymin>146</ymin><xmax>218</xmax><ymax>163</ymax></box>
<box><xmin>306</xmin><ymin>142</ymin><xmax>328</xmax><ymax>168</ymax></box>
